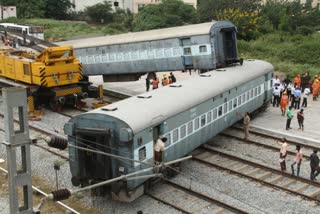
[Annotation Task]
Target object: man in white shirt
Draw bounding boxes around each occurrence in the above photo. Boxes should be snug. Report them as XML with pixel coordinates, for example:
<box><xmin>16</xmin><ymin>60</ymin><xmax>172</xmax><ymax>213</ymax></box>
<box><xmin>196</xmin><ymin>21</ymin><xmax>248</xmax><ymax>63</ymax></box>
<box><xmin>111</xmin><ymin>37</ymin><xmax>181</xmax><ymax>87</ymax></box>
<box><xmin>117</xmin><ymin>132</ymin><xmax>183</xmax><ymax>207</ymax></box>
<box><xmin>273</xmin><ymin>75</ymin><xmax>281</xmax><ymax>87</ymax></box>
<box><xmin>154</xmin><ymin>136</ymin><xmax>166</xmax><ymax>163</ymax></box>
<box><xmin>273</xmin><ymin>86</ymin><xmax>280</xmax><ymax>107</ymax></box>
<box><xmin>301</xmin><ymin>87</ymin><xmax>310</xmax><ymax>107</ymax></box>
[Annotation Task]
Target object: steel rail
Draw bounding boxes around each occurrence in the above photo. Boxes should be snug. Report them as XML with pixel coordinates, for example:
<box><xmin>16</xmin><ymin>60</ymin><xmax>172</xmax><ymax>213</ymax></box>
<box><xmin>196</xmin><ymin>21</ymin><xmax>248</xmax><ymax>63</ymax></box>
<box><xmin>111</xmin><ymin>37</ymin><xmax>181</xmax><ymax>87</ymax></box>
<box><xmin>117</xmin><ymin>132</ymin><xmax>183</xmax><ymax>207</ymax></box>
<box><xmin>219</xmin><ymin>132</ymin><xmax>311</xmax><ymax>160</ymax></box>
<box><xmin>147</xmin><ymin>179</ymin><xmax>248</xmax><ymax>214</ymax></box>
<box><xmin>194</xmin><ymin>144</ymin><xmax>320</xmax><ymax>203</ymax></box>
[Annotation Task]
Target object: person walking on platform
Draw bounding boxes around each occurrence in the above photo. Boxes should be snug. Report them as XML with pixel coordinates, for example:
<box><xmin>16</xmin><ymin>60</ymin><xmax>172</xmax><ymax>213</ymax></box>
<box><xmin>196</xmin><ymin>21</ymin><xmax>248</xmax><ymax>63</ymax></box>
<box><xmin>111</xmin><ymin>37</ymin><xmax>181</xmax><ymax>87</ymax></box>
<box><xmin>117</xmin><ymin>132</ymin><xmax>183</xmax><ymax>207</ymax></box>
<box><xmin>293</xmin><ymin>87</ymin><xmax>301</xmax><ymax>109</ymax></box>
<box><xmin>273</xmin><ymin>86</ymin><xmax>280</xmax><ymax>107</ymax></box>
<box><xmin>162</xmin><ymin>76</ymin><xmax>169</xmax><ymax>86</ymax></box>
<box><xmin>291</xmin><ymin>145</ymin><xmax>303</xmax><ymax>176</ymax></box>
<box><xmin>152</xmin><ymin>77</ymin><xmax>159</xmax><ymax>90</ymax></box>
<box><xmin>286</xmin><ymin>106</ymin><xmax>294</xmax><ymax>130</ymax></box>
<box><xmin>312</xmin><ymin>79</ymin><xmax>319</xmax><ymax>101</ymax></box>
<box><xmin>280</xmin><ymin>91</ymin><xmax>289</xmax><ymax>116</ymax></box>
<box><xmin>301</xmin><ymin>87</ymin><xmax>310</xmax><ymax>107</ymax></box>
<box><xmin>243</xmin><ymin>112</ymin><xmax>250</xmax><ymax>141</ymax></box>
<box><xmin>146</xmin><ymin>78</ymin><xmax>150</xmax><ymax>92</ymax></box>
<box><xmin>170</xmin><ymin>72</ymin><xmax>176</xmax><ymax>83</ymax></box>
<box><xmin>310</xmin><ymin>150</ymin><xmax>320</xmax><ymax>180</ymax></box>
<box><xmin>297</xmin><ymin>109</ymin><xmax>304</xmax><ymax>131</ymax></box>
<box><xmin>278</xmin><ymin>138</ymin><xmax>288</xmax><ymax>171</ymax></box>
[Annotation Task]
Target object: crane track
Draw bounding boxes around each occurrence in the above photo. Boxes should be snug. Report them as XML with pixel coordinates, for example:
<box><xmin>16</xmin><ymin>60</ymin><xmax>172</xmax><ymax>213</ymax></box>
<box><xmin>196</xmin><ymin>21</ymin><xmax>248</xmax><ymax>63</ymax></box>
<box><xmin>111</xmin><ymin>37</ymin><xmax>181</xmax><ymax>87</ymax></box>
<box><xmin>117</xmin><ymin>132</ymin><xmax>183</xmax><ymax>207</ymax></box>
<box><xmin>194</xmin><ymin>144</ymin><xmax>320</xmax><ymax>204</ymax></box>
<box><xmin>147</xmin><ymin>179</ymin><xmax>248</xmax><ymax>214</ymax></box>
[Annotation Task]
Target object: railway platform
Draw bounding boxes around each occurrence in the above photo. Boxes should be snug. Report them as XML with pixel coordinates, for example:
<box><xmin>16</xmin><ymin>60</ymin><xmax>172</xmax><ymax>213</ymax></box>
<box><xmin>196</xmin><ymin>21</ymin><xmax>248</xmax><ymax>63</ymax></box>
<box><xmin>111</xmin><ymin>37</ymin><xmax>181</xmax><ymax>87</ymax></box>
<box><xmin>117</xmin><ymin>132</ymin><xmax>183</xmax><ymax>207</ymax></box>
<box><xmin>249</xmin><ymin>96</ymin><xmax>320</xmax><ymax>145</ymax></box>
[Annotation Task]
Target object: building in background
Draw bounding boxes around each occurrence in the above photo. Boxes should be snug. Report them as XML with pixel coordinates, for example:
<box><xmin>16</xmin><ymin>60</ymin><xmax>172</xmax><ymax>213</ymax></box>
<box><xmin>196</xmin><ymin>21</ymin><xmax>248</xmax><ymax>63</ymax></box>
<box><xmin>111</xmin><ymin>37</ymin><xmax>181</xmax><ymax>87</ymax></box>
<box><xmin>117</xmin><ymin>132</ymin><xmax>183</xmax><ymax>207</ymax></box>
<box><xmin>0</xmin><ymin>6</ymin><xmax>17</xmax><ymax>20</ymax></box>
<box><xmin>71</xmin><ymin>0</ymin><xmax>197</xmax><ymax>13</ymax></box>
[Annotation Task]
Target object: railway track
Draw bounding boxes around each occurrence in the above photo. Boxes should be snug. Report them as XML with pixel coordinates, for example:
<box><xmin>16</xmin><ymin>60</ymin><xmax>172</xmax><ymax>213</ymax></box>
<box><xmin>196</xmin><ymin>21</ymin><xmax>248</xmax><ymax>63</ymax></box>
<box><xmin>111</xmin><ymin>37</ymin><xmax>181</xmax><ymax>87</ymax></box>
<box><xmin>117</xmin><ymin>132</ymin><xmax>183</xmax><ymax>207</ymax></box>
<box><xmin>194</xmin><ymin>144</ymin><xmax>320</xmax><ymax>204</ymax></box>
<box><xmin>147</xmin><ymin>179</ymin><xmax>248</xmax><ymax>214</ymax></box>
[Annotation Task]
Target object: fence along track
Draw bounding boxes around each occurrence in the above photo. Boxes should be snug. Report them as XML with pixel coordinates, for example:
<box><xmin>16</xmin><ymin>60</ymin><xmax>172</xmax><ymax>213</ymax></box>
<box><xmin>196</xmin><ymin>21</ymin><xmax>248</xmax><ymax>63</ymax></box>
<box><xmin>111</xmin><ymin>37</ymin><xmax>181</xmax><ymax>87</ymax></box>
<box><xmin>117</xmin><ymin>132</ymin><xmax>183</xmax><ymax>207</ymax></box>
<box><xmin>194</xmin><ymin>144</ymin><xmax>320</xmax><ymax>204</ymax></box>
<box><xmin>147</xmin><ymin>179</ymin><xmax>248</xmax><ymax>214</ymax></box>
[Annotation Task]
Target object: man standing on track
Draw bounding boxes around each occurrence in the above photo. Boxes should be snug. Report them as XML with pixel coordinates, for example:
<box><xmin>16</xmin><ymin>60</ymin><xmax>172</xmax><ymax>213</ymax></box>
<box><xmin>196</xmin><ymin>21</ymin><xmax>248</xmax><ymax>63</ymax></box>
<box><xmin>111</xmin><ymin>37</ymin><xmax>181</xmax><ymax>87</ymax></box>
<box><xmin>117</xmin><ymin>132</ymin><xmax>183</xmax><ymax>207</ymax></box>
<box><xmin>291</xmin><ymin>145</ymin><xmax>303</xmax><ymax>176</ymax></box>
<box><xmin>277</xmin><ymin>138</ymin><xmax>288</xmax><ymax>171</ymax></box>
<box><xmin>243</xmin><ymin>112</ymin><xmax>250</xmax><ymax>141</ymax></box>
<box><xmin>310</xmin><ymin>150</ymin><xmax>320</xmax><ymax>180</ymax></box>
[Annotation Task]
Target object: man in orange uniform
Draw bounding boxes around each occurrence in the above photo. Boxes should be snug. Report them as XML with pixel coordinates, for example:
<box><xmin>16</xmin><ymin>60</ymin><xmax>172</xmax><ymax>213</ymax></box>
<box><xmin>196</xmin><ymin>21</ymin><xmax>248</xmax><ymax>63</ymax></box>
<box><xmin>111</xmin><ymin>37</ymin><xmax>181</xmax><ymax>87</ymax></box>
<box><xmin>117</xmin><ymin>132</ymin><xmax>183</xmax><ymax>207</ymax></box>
<box><xmin>312</xmin><ymin>79</ymin><xmax>319</xmax><ymax>100</ymax></box>
<box><xmin>280</xmin><ymin>91</ymin><xmax>289</xmax><ymax>116</ymax></box>
<box><xmin>152</xmin><ymin>77</ymin><xmax>159</xmax><ymax>90</ymax></box>
<box><xmin>293</xmin><ymin>74</ymin><xmax>301</xmax><ymax>88</ymax></box>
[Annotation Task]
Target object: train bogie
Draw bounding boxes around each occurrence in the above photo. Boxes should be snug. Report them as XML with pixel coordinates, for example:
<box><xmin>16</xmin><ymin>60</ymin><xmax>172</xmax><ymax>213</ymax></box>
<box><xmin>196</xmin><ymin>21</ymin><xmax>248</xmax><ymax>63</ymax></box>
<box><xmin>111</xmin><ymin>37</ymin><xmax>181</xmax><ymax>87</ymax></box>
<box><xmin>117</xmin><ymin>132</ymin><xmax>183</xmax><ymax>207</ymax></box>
<box><xmin>65</xmin><ymin>60</ymin><xmax>274</xmax><ymax>201</ymax></box>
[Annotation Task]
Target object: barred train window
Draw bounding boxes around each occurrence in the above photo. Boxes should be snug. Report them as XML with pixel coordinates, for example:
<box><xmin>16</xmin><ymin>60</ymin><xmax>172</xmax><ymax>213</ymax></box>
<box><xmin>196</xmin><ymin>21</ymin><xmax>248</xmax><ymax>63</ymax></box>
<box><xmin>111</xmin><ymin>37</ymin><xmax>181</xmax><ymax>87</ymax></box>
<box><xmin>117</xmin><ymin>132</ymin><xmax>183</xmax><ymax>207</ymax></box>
<box><xmin>199</xmin><ymin>45</ymin><xmax>207</xmax><ymax>53</ymax></box>
<box><xmin>138</xmin><ymin>147</ymin><xmax>146</xmax><ymax>161</ymax></box>
<box><xmin>213</xmin><ymin>108</ymin><xmax>217</xmax><ymax>120</ymax></box>
<box><xmin>201</xmin><ymin>115</ymin><xmax>206</xmax><ymax>127</ymax></box>
<box><xmin>238</xmin><ymin>96</ymin><xmax>242</xmax><ymax>106</ymax></box>
<box><xmin>258</xmin><ymin>86</ymin><xmax>262</xmax><ymax>94</ymax></box>
<box><xmin>251</xmin><ymin>89</ymin><xmax>254</xmax><ymax>98</ymax></box>
<box><xmin>233</xmin><ymin>98</ymin><xmax>237</xmax><ymax>108</ymax></box>
<box><xmin>194</xmin><ymin>118</ymin><xmax>200</xmax><ymax>130</ymax></box>
<box><xmin>255</xmin><ymin>87</ymin><xmax>258</xmax><ymax>97</ymax></box>
<box><xmin>224</xmin><ymin>102</ymin><xmax>228</xmax><ymax>114</ymax></box>
<box><xmin>218</xmin><ymin>106</ymin><xmax>223</xmax><ymax>117</ymax></box>
<box><xmin>187</xmin><ymin>121</ymin><xmax>193</xmax><ymax>134</ymax></box>
<box><xmin>229</xmin><ymin>100</ymin><xmax>232</xmax><ymax>111</ymax></box>
<box><xmin>242</xmin><ymin>94</ymin><xmax>245</xmax><ymax>102</ymax></box>
<box><xmin>180</xmin><ymin>125</ymin><xmax>186</xmax><ymax>138</ymax></box>
<box><xmin>184</xmin><ymin>47</ymin><xmax>192</xmax><ymax>55</ymax></box>
<box><xmin>247</xmin><ymin>91</ymin><xmax>250</xmax><ymax>100</ymax></box>
<box><xmin>173</xmin><ymin>128</ymin><xmax>179</xmax><ymax>143</ymax></box>
<box><xmin>164</xmin><ymin>133</ymin><xmax>171</xmax><ymax>147</ymax></box>
<box><xmin>207</xmin><ymin>111</ymin><xmax>212</xmax><ymax>123</ymax></box>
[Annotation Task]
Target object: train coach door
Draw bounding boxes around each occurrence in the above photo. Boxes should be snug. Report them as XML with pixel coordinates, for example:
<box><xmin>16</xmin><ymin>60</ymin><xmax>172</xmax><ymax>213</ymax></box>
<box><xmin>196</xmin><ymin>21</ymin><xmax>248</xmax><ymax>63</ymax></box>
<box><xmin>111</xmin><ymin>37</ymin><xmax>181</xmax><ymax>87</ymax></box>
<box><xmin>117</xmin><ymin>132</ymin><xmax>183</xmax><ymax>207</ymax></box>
<box><xmin>180</xmin><ymin>38</ymin><xmax>193</xmax><ymax>69</ymax></box>
<box><xmin>221</xmin><ymin>28</ymin><xmax>237</xmax><ymax>65</ymax></box>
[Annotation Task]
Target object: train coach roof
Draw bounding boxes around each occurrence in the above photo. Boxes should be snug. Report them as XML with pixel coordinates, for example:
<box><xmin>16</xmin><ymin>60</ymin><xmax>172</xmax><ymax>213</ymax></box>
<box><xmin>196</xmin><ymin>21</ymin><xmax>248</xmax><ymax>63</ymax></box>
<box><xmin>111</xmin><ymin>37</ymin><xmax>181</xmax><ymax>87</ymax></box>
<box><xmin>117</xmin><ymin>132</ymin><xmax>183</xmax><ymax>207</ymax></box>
<box><xmin>78</xmin><ymin>60</ymin><xmax>273</xmax><ymax>134</ymax></box>
<box><xmin>56</xmin><ymin>21</ymin><xmax>234</xmax><ymax>49</ymax></box>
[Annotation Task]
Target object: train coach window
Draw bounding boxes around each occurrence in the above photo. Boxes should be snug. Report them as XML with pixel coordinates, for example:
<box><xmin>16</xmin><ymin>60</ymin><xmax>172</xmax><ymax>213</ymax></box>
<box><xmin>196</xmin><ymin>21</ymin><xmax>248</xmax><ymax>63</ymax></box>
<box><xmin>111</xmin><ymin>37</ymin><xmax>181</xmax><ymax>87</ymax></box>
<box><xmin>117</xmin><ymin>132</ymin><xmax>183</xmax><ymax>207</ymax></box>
<box><xmin>258</xmin><ymin>86</ymin><xmax>262</xmax><ymax>95</ymax></box>
<box><xmin>247</xmin><ymin>91</ymin><xmax>250</xmax><ymax>101</ymax></box>
<box><xmin>201</xmin><ymin>115</ymin><xmax>206</xmax><ymax>127</ymax></box>
<box><xmin>223</xmin><ymin>103</ymin><xmax>227</xmax><ymax>114</ymax></box>
<box><xmin>173</xmin><ymin>129</ymin><xmax>179</xmax><ymax>143</ymax></box>
<box><xmin>199</xmin><ymin>45</ymin><xmax>207</xmax><ymax>53</ymax></box>
<box><xmin>238</xmin><ymin>96</ymin><xmax>242</xmax><ymax>106</ymax></box>
<box><xmin>138</xmin><ymin>147</ymin><xmax>146</xmax><ymax>161</ymax></box>
<box><xmin>233</xmin><ymin>98</ymin><xmax>237</xmax><ymax>108</ymax></box>
<box><xmin>180</xmin><ymin>125</ymin><xmax>186</xmax><ymax>138</ymax></box>
<box><xmin>228</xmin><ymin>101</ymin><xmax>232</xmax><ymax>111</ymax></box>
<box><xmin>207</xmin><ymin>111</ymin><xmax>212</xmax><ymax>123</ymax></box>
<box><xmin>194</xmin><ymin>118</ymin><xmax>200</xmax><ymax>130</ymax></box>
<box><xmin>251</xmin><ymin>90</ymin><xmax>254</xmax><ymax>99</ymax></box>
<box><xmin>183</xmin><ymin>47</ymin><xmax>192</xmax><ymax>55</ymax></box>
<box><xmin>213</xmin><ymin>109</ymin><xmax>217</xmax><ymax>120</ymax></box>
<box><xmin>242</xmin><ymin>94</ymin><xmax>245</xmax><ymax>103</ymax></box>
<box><xmin>164</xmin><ymin>133</ymin><xmax>171</xmax><ymax>147</ymax></box>
<box><xmin>218</xmin><ymin>106</ymin><xmax>223</xmax><ymax>117</ymax></box>
<box><xmin>255</xmin><ymin>87</ymin><xmax>258</xmax><ymax>97</ymax></box>
<box><xmin>187</xmin><ymin>121</ymin><xmax>193</xmax><ymax>134</ymax></box>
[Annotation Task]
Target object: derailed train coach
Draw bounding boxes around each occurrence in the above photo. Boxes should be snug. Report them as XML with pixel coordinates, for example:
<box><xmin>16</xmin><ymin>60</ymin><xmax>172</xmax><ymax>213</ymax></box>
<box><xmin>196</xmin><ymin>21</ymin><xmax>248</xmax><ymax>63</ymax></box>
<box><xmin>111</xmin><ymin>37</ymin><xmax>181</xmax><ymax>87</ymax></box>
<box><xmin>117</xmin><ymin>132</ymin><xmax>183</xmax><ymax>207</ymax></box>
<box><xmin>56</xmin><ymin>21</ymin><xmax>241</xmax><ymax>82</ymax></box>
<box><xmin>64</xmin><ymin>59</ymin><xmax>274</xmax><ymax>202</ymax></box>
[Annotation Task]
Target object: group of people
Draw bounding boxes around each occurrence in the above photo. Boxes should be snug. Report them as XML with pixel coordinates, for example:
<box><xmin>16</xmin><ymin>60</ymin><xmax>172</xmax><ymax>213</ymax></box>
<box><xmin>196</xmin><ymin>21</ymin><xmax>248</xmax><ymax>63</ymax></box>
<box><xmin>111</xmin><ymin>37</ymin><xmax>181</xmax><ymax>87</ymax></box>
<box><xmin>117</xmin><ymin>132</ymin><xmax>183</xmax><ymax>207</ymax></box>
<box><xmin>146</xmin><ymin>72</ymin><xmax>176</xmax><ymax>91</ymax></box>
<box><xmin>278</xmin><ymin>138</ymin><xmax>320</xmax><ymax>180</ymax></box>
<box><xmin>272</xmin><ymin>74</ymin><xmax>310</xmax><ymax>131</ymax></box>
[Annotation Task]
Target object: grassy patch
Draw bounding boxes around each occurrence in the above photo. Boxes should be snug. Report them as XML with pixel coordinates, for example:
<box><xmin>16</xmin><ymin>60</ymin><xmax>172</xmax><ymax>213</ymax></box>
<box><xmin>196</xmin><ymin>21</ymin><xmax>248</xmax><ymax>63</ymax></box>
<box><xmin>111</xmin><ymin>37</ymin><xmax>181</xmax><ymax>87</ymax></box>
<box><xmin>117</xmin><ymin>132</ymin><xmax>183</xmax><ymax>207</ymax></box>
<box><xmin>238</xmin><ymin>32</ymin><xmax>320</xmax><ymax>77</ymax></box>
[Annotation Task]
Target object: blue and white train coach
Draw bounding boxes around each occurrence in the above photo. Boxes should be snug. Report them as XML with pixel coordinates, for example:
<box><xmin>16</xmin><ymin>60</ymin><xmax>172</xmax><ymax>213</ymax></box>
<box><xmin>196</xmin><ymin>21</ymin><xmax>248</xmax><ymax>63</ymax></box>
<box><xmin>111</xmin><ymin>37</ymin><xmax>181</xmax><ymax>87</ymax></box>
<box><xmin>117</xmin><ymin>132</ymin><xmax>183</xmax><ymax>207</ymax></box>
<box><xmin>64</xmin><ymin>59</ymin><xmax>274</xmax><ymax>201</ymax></box>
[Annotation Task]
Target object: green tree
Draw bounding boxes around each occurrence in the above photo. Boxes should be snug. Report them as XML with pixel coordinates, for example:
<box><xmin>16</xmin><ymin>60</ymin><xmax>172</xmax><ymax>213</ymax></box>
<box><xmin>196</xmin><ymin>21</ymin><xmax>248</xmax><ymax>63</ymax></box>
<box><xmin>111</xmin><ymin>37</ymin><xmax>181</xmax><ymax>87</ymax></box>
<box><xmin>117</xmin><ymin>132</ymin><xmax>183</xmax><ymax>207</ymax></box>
<box><xmin>132</xmin><ymin>0</ymin><xmax>198</xmax><ymax>31</ymax></box>
<box><xmin>84</xmin><ymin>1</ymin><xmax>113</xmax><ymax>23</ymax></box>
<box><xmin>16</xmin><ymin>0</ymin><xmax>45</xmax><ymax>18</ymax></box>
<box><xmin>198</xmin><ymin>0</ymin><xmax>262</xmax><ymax>22</ymax></box>
<box><xmin>44</xmin><ymin>0</ymin><xmax>74</xmax><ymax>20</ymax></box>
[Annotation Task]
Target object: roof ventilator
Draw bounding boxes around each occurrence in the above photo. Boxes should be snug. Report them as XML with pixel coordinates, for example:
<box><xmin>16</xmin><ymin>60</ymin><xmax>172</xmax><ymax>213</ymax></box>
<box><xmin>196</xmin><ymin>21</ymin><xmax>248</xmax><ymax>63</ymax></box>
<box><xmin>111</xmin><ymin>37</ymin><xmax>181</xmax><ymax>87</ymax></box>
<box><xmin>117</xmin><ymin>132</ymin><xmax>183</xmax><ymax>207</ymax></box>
<box><xmin>169</xmin><ymin>84</ymin><xmax>182</xmax><ymax>88</ymax></box>
<box><xmin>200</xmin><ymin>74</ymin><xmax>211</xmax><ymax>77</ymax></box>
<box><xmin>101</xmin><ymin>106</ymin><xmax>118</xmax><ymax>111</ymax></box>
<box><xmin>216</xmin><ymin>69</ymin><xmax>226</xmax><ymax>72</ymax></box>
<box><xmin>137</xmin><ymin>95</ymin><xmax>152</xmax><ymax>99</ymax></box>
